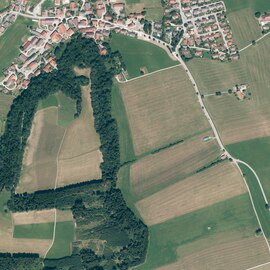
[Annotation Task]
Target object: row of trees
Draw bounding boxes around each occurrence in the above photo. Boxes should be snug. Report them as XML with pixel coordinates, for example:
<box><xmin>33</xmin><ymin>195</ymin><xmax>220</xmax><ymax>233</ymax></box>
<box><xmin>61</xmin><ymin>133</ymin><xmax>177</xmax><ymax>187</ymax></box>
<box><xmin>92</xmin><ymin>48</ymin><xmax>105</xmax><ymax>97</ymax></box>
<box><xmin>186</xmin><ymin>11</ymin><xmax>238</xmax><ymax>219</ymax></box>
<box><xmin>2</xmin><ymin>34</ymin><xmax>148</xmax><ymax>269</ymax></box>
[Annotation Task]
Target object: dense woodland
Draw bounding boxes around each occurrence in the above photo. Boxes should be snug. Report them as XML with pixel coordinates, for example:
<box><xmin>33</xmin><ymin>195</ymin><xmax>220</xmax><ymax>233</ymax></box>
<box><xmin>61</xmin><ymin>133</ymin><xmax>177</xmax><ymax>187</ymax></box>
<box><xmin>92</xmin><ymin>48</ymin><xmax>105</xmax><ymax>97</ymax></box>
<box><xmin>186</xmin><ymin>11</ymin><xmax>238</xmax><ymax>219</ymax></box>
<box><xmin>0</xmin><ymin>34</ymin><xmax>148</xmax><ymax>269</ymax></box>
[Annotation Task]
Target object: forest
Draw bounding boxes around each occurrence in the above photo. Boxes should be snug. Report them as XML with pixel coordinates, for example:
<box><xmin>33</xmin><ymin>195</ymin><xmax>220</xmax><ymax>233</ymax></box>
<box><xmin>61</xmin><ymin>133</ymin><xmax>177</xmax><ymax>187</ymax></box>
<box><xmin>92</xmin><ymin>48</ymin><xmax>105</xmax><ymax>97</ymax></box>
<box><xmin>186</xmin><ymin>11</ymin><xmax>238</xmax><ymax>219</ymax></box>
<box><xmin>0</xmin><ymin>34</ymin><xmax>148</xmax><ymax>270</ymax></box>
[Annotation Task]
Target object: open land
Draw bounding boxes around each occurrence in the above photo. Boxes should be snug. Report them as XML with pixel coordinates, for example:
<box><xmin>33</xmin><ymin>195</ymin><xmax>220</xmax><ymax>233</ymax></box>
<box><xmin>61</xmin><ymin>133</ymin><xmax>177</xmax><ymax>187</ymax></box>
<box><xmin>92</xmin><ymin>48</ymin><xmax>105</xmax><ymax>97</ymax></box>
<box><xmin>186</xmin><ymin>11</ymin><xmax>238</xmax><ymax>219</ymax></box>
<box><xmin>110</xmin><ymin>33</ymin><xmax>177</xmax><ymax>78</ymax></box>
<box><xmin>0</xmin><ymin>92</ymin><xmax>13</xmax><ymax>135</ymax></box>
<box><xmin>130</xmin><ymin>130</ymin><xmax>220</xmax><ymax>199</ymax></box>
<box><xmin>187</xmin><ymin>34</ymin><xmax>270</xmax><ymax>145</ymax></box>
<box><xmin>17</xmin><ymin>77</ymin><xmax>102</xmax><ymax>193</ymax></box>
<box><xmin>135</xmin><ymin>194</ymin><xmax>263</xmax><ymax>270</ymax></box>
<box><xmin>0</xmin><ymin>16</ymin><xmax>34</xmax><ymax>76</ymax></box>
<box><xmin>0</xmin><ymin>0</ymin><xmax>10</xmax><ymax>10</ymax></box>
<box><xmin>119</xmin><ymin>66</ymin><xmax>210</xmax><ymax>155</ymax></box>
<box><xmin>136</xmin><ymin>161</ymin><xmax>247</xmax><ymax>225</ymax></box>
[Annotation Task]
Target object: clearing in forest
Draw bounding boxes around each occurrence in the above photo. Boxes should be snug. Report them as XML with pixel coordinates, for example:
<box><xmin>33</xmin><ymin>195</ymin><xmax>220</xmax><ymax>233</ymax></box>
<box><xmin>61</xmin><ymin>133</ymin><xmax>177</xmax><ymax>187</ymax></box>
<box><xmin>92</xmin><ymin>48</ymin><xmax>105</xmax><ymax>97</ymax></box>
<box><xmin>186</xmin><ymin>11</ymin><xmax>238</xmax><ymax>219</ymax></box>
<box><xmin>17</xmin><ymin>69</ymin><xmax>102</xmax><ymax>193</ymax></box>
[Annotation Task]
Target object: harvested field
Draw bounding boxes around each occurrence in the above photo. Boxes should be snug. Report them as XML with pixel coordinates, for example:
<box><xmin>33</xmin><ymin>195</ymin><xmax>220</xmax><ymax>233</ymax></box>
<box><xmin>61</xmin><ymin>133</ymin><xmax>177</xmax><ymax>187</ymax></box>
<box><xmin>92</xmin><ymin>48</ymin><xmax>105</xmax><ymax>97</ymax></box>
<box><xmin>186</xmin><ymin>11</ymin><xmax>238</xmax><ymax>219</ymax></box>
<box><xmin>120</xmin><ymin>66</ymin><xmax>209</xmax><ymax>155</ymax></box>
<box><xmin>17</xmin><ymin>108</ymin><xmax>65</xmax><ymax>193</ymax></box>
<box><xmin>187</xmin><ymin>34</ymin><xmax>270</xmax><ymax>145</ymax></box>
<box><xmin>17</xmin><ymin>75</ymin><xmax>102</xmax><ymax>192</ymax></box>
<box><xmin>156</xmin><ymin>236</ymin><xmax>270</xmax><ymax>270</ymax></box>
<box><xmin>57</xmin><ymin>85</ymin><xmax>102</xmax><ymax>188</ymax></box>
<box><xmin>12</xmin><ymin>209</ymin><xmax>73</xmax><ymax>225</ymax></box>
<box><xmin>136</xmin><ymin>161</ymin><xmax>246</xmax><ymax>225</ymax></box>
<box><xmin>130</xmin><ymin>131</ymin><xmax>220</xmax><ymax>198</ymax></box>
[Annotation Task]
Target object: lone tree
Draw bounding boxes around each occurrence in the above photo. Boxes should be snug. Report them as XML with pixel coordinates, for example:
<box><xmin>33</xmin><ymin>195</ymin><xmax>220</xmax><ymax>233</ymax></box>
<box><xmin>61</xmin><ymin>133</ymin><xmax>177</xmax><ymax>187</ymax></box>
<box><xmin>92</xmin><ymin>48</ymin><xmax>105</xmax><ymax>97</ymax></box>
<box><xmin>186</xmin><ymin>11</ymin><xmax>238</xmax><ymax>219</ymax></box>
<box><xmin>255</xmin><ymin>11</ymin><xmax>261</xmax><ymax>18</ymax></box>
<box><xmin>255</xmin><ymin>228</ymin><xmax>262</xmax><ymax>235</ymax></box>
<box><xmin>252</xmin><ymin>40</ymin><xmax>256</xmax><ymax>46</ymax></box>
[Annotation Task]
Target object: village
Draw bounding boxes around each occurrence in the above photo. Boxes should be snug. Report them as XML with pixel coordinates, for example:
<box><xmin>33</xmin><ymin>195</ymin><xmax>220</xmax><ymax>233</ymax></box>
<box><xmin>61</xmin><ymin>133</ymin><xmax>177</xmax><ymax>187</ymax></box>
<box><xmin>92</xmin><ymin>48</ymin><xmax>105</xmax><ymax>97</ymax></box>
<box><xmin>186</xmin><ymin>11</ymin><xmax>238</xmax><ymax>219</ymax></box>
<box><xmin>0</xmin><ymin>0</ymin><xmax>240</xmax><ymax>94</ymax></box>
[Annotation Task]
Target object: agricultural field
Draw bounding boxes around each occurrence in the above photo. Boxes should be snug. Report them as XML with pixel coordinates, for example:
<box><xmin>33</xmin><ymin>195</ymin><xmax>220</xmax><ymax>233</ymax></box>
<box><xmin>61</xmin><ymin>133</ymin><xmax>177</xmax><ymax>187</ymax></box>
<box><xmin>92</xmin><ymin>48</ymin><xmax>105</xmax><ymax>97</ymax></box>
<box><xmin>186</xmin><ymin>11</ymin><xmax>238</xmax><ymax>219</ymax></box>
<box><xmin>110</xmin><ymin>33</ymin><xmax>177</xmax><ymax>78</ymax></box>
<box><xmin>136</xmin><ymin>161</ymin><xmax>247</xmax><ymax>225</ymax></box>
<box><xmin>187</xmin><ymin>34</ymin><xmax>270</xmax><ymax>145</ymax></box>
<box><xmin>0</xmin><ymin>92</ymin><xmax>13</xmax><ymax>135</ymax></box>
<box><xmin>130</xmin><ymin>130</ymin><xmax>220</xmax><ymax>199</ymax></box>
<box><xmin>135</xmin><ymin>194</ymin><xmax>267</xmax><ymax>270</ymax></box>
<box><xmin>223</xmin><ymin>0</ymin><xmax>270</xmax><ymax>49</ymax></box>
<box><xmin>119</xmin><ymin>66</ymin><xmax>210</xmax><ymax>155</ymax></box>
<box><xmin>0</xmin><ymin>16</ymin><xmax>35</xmax><ymax>77</ymax></box>
<box><xmin>125</xmin><ymin>0</ymin><xmax>163</xmax><ymax>20</ymax></box>
<box><xmin>17</xmin><ymin>73</ymin><xmax>102</xmax><ymax>193</ymax></box>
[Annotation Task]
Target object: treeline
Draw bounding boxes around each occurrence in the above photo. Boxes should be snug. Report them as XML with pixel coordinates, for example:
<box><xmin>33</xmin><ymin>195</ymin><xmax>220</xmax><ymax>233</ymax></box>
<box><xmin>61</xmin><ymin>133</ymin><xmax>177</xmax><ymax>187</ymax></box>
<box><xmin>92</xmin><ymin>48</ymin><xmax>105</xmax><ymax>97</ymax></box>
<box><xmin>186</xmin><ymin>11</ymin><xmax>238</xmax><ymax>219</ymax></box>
<box><xmin>0</xmin><ymin>253</ymin><xmax>42</xmax><ymax>270</ymax></box>
<box><xmin>2</xmin><ymin>34</ymin><xmax>148</xmax><ymax>269</ymax></box>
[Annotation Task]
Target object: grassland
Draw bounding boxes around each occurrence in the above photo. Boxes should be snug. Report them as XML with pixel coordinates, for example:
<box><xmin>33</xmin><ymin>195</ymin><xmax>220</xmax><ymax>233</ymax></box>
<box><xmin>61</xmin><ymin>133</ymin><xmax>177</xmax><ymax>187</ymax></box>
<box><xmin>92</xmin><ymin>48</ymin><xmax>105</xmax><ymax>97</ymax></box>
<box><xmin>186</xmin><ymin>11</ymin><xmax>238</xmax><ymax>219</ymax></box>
<box><xmin>0</xmin><ymin>93</ymin><xmax>13</xmax><ymax>135</ymax></box>
<box><xmin>223</xmin><ymin>0</ymin><xmax>270</xmax><ymax>48</ymax></box>
<box><xmin>17</xmin><ymin>79</ymin><xmax>102</xmax><ymax>193</ymax></box>
<box><xmin>135</xmin><ymin>194</ymin><xmax>263</xmax><ymax>270</ymax></box>
<box><xmin>187</xmin><ymin>34</ymin><xmax>270</xmax><ymax>145</ymax></box>
<box><xmin>119</xmin><ymin>66</ymin><xmax>210</xmax><ymax>155</ymax></box>
<box><xmin>110</xmin><ymin>33</ymin><xmax>177</xmax><ymax>78</ymax></box>
<box><xmin>14</xmin><ymin>223</ymin><xmax>54</xmax><ymax>239</ymax></box>
<box><xmin>0</xmin><ymin>16</ymin><xmax>35</xmax><ymax>76</ymax></box>
<box><xmin>46</xmin><ymin>221</ymin><xmax>74</xmax><ymax>259</ymax></box>
<box><xmin>130</xmin><ymin>131</ymin><xmax>220</xmax><ymax>199</ymax></box>
<box><xmin>0</xmin><ymin>0</ymin><xmax>10</xmax><ymax>10</ymax></box>
<box><xmin>136</xmin><ymin>161</ymin><xmax>247</xmax><ymax>225</ymax></box>
<box><xmin>41</xmin><ymin>0</ymin><xmax>54</xmax><ymax>11</ymax></box>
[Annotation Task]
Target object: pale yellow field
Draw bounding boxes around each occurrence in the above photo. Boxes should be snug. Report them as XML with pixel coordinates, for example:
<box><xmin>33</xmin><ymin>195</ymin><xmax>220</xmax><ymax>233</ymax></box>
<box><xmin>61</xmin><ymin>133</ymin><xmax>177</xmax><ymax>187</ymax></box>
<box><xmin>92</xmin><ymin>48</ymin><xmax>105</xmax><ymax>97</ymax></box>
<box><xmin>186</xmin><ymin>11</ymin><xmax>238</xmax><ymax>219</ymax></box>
<box><xmin>120</xmin><ymin>66</ymin><xmax>209</xmax><ymax>155</ymax></box>
<box><xmin>136</xmin><ymin>161</ymin><xmax>246</xmax><ymax>225</ymax></box>
<box><xmin>12</xmin><ymin>209</ymin><xmax>73</xmax><ymax>225</ymax></box>
<box><xmin>17</xmin><ymin>76</ymin><xmax>102</xmax><ymax>192</ymax></box>
<box><xmin>17</xmin><ymin>108</ymin><xmax>65</xmax><ymax>193</ymax></box>
<box><xmin>157</xmin><ymin>236</ymin><xmax>270</xmax><ymax>270</ymax></box>
<box><xmin>187</xmin><ymin>34</ymin><xmax>270</xmax><ymax>145</ymax></box>
<box><xmin>130</xmin><ymin>130</ymin><xmax>220</xmax><ymax>196</ymax></box>
<box><xmin>57</xmin><ymin>85</ymin><xmax>102</xmax><ymax>188</ymax></box>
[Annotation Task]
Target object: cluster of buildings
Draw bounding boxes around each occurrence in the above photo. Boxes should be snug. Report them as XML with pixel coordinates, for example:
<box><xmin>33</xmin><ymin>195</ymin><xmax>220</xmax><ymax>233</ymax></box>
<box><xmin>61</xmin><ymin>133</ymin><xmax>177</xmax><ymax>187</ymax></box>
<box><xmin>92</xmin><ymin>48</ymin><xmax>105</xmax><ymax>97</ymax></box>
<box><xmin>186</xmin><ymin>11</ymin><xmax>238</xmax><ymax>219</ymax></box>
<box><xmin>258</xmin><ymin>13</ymin><xmax>270</xmax><ymax>32</ymax></box>
<box><xmin>180</xmin><ymin>0</ymin><xmax>239</xmax><ymax>61</ymax></box>
<box><xmin>0</xmin><ymin>0</ymin><xmax>242</xmax><ymax>94</ymax></box>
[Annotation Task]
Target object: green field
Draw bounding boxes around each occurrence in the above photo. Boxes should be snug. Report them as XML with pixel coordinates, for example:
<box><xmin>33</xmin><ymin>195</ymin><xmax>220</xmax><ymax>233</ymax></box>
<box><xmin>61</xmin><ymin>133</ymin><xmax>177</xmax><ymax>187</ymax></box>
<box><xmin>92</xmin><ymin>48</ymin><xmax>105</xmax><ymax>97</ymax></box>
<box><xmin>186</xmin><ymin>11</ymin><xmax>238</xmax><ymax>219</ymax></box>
<box><xmin>38</xmin><ymin>94</ymin><xmax>58</xmax><ymax>110</ymax></box>
<box><xmin>56</xmin><ymin>92</ymin><xmax>76</xmax><ymax>127</ymax></box>
<box><xmin>0</xmin><ymin>189</ymin><xmax>11</xmax><ymax>226</ymax></box>
<box><xmin>227</xmin><ymin>137</ymin><xmax>270</xmax><ymax>202</ymax></box>
<box><xmin>0</xmin><ymin>93</ymin><xmax>14</xmax><ymax>135</ymax></box>
<box><xmin>41</xmin><ymin>0</ymin><xmax>54</xmax><ymax>10</ymax></box>
<box><xmin>14</xmin><ymin>223</ymin><xmax>54</xmax><ymax>239</ymax></box>
<box><xmin>112</xmin><ymin>83</ymin><xmax>136</xmax><ymax>163</ymax></box>
<box><xmin>0</xmin><ymin>16</ymin><xmax>35</xmax><ymax>76</ymax></box>
<box><xmin>46</xmin><ymin>221</ymin><xmax>74</xmax><ymax>259</ymax></box>
<box><xmin>135</xmin><ymin>194</ymin><xmax>259</xmax><ymax>270</ymax></box>
<box><xmin>0</xmin><ymin>0</ymin><xmax>10</xmax><ymax>10</ymax></box>
<box><xmin>110</xmin><ymin>33</ymin><xmax>177</xmax><ymax>78</ymax></box>
<box><xmin>223</xmin><ymin>0</ymin><xmax>270</xmax><ymax>49</ymax></box>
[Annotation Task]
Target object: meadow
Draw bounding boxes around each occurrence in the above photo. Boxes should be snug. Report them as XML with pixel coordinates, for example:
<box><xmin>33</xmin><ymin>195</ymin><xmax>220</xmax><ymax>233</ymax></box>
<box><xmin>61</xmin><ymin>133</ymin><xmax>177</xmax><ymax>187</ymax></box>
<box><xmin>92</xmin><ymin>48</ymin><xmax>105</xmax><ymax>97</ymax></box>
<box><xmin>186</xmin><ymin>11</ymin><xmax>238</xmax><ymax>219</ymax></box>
<box><xmin>14</xmin><ymin>223</ymin><xmax>54</xmax><ymax>239</ymax></box>
<box><xmin>119</xmin><ymin>66</ymin><xmax>209</xmax><ymax>155</ymax></box>
<box><xmin>0</xmin><ymin>0</ymin><xmax>10</xmax><ymax>10</ymax></box>
<box><xmin>110</xmin><ymin>33</ymin><xmax>177</xmax><ymax>78</ymax></box>
<box><xmin>187</xmin><ymin>34</ymin><xmax>270</xmax><ymax>145</ymax></box>
<box><xmin>17</xmin><ymin>73</ymin><xmax>102</xmax><ymax>193</ymax></box>
<box><xmin>0</xmin><ymin>93</ymin><xmax>13</xmax><ymax>135</ymax></box>
<box><xmin>135</xmin><ymin>194</ymin><xmax>265</xmax><ymax>270</ymax></box>
<box><xmin>0</xmin><ymin>16</ymin><xmax>35</xmax><ymax>76</ymax></box>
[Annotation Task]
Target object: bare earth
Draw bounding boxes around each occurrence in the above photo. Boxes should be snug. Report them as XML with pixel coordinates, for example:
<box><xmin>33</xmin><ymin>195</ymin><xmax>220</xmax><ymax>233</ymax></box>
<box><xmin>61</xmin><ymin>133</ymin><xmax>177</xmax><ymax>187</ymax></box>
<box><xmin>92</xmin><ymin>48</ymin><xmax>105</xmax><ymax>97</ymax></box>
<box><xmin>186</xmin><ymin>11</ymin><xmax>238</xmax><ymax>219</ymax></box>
<box><xmin>130</xmin><ymin>131</ymin><xmax>220</xmax><ymax>196</ymax></box>
<box><xmin>120</xmin><ymin>66</ymin><xmax>209</xmax><ymax>155</ymax></box>
<box><xmin>12</xmin><ymin>209</ymin><xmax>73</xmax><ymax>225</ymax></box>
<box><xmin>136</xmin><ymin>161</ymin><xmax>247</xmax><ymax>225</ymax></box>
<box><xmin>156</xmin><ymin>236</ymin><xmax>270</xmax><ymax>270</ymax></box>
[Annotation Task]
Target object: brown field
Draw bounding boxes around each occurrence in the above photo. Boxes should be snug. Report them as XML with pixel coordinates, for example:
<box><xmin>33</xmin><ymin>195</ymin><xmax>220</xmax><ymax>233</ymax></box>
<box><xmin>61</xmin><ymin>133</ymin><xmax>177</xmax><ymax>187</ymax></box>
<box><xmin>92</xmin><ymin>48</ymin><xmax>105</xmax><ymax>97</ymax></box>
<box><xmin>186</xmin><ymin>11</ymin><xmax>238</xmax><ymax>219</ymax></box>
<box><xmin>17</xmin><ymin>108</ymin><xmax>65</xmax><ymax>193</ymax></box>
<box><xmin>255</xmin><ymin>263</ymin><xmax>270</xmax><ymax>270</ymax></box>
<box><xmin>187</xmin><ymin>34</ymin><xmax>270</xmax><ymax>145</ymax></box>
<box><xmin>157</xmin><ymin>236</ymin><xmax>270</xmax><ymax>270</ymax></box>
<box><xmin>12</xmin><ymin>209</ymin><xmax>73</xmax><ymax>225</ymax></box>
<box><xmin>136</xmin><ymin>161</ymin><xmax>246</xmax><ymax>225</ymax></box>
<box><xmin>120</xmin><ymin>66</ymin><xmax>209</xmax><ymax>155</ymax></box>
<box><xmin>17</xmin><ymin>75</ymin><xmax>102</xmax><ymax>192</ymax></box>
<box><xmin>130</xmin><ymin>130</ymin><xmax>220</xmax><ymax>197</ymax></box>
<box><xmin>56</xmin><ymin>85</ymin><xmax>102</xmax><ymax>188</ymax></box>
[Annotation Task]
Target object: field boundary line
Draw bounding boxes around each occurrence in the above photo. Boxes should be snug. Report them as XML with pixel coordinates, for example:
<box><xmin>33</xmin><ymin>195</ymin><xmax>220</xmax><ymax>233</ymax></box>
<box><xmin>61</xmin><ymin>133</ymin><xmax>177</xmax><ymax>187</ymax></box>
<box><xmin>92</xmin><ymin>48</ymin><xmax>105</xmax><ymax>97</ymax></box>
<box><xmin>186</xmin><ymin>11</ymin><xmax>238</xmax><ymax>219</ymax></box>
<box><xmin>55</xmin><ymin>127</ymin><xmax>68</xmax><ymax>189</ymax></box>
<box><xmin>44</xmin><ymin>208</ymin><xmax>57</xmax><ymax>259</ymax></box>
<box><xmin>117</xmin><ymin>64</ymin><xmax>181</xmax><ymax>84</ymax></box>
<box><xmin>245</xmin><ymin>261</ymin><xmax>270</xmax><ymax>270</ymax></box>
<box><xmin>239</xmin><ymin>32</ymin><xmax>270</xmax><ymax>53</ymax></box>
